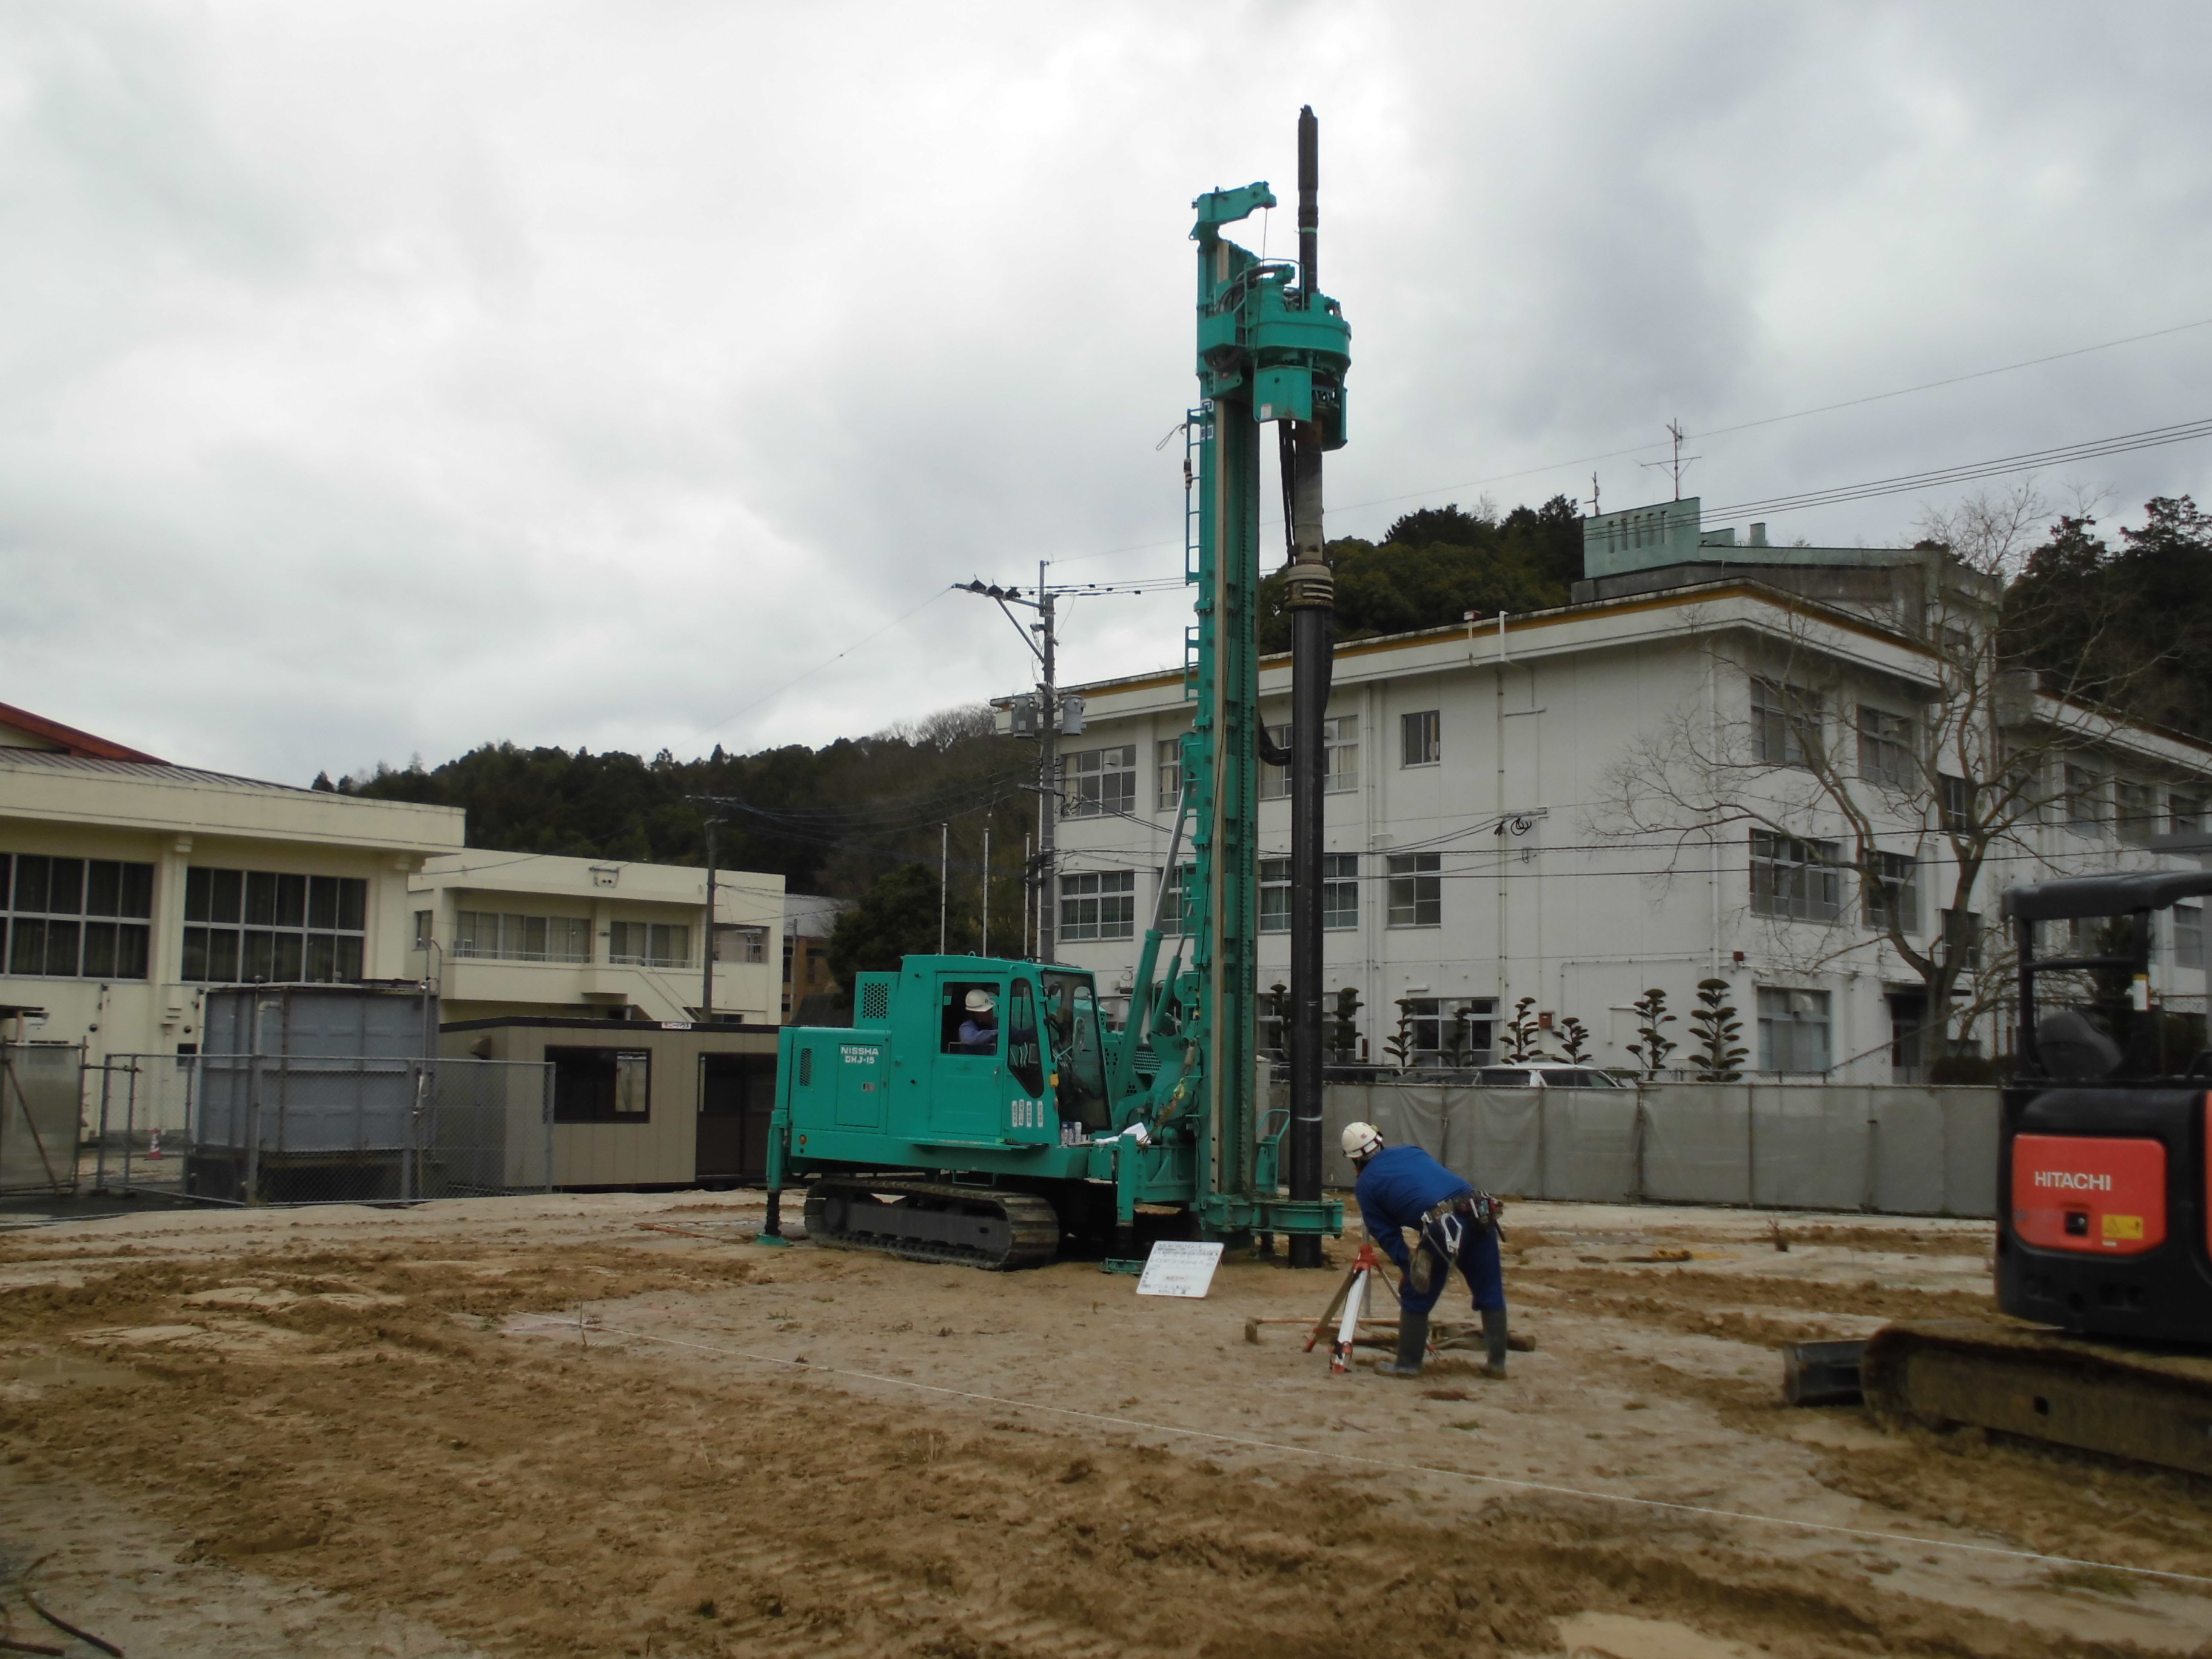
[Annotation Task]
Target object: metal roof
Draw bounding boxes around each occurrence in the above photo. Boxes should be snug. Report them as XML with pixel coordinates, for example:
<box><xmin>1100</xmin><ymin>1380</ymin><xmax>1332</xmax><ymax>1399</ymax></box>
<box><xmin>0</xmin><ymin>748</ymin><xmax>314</xmax><ymax>795</ymax></box>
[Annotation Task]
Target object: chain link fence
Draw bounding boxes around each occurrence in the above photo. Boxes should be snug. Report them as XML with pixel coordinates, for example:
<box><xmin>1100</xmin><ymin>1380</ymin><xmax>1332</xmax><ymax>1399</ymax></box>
<box><xmin>2</xmin><ymin>1040</ymin><xmax>82</xmax><ymax>1198</ymax></box>
<box><xmin>93</xmin><ymin>1053</ymin><xmax>553</xmax><ymax>1205</ymax></box>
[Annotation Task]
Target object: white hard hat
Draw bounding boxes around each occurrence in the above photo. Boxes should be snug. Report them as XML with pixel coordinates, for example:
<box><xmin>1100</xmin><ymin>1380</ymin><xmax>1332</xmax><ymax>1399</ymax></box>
<box><xmin>1341</xmin><ymin>1121</ymin><xmax>1384</xmax><ymax>1160</ymax></box>
<box><xmin>965</xmin><ymin>988</ymin><xmax>997</xmax><ymax>1014</ymax></box>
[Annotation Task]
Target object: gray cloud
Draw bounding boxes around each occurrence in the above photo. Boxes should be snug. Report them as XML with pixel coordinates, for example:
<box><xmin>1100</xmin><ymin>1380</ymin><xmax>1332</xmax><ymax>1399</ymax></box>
<box><xmin>4</xmin><ymin>1</ymin><xmax>2209</xmax><ymax>781</ymax></box>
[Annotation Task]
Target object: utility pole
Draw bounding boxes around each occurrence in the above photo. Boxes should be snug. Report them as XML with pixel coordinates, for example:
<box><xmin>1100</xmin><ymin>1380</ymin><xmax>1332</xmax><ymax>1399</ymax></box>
<box><xmin>1587</xmin><ymin>471</ymin><xmax>1601</xmax><ymax>517</ymax></box>
<box><xmin>981</xmin><ymin>825</ymin><xmax>991</xmax><ymax>955</ymax></box>
<box><xmin>939</xmin><ymin>822</ymin><xmax>950</xmax><ymax>954</ymax></box>
<box><xmin>1037</xmin><ymin>565</ymin><xmax>1057</xmax><ymax>963</ymax></box>
<box><xmin>702</xmin><ymin>814</ymin><xmax>719</xmax><ymax>1023</ymax></box>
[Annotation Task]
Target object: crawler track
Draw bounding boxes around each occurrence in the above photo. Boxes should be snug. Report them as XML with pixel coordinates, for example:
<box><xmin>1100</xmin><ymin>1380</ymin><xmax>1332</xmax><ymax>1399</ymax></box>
<box><xmin>802</xmin><ymin>1178</ymin><xmax>1061</xmax><ymax>1270</ymax></box>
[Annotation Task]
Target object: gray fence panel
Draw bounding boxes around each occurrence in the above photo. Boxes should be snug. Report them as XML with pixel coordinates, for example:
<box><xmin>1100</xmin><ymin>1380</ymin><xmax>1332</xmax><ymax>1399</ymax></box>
<box><xmin>1537</xmin><ymin>1089</ymin><xmax>1640</xmax><ymax>1202</ymax></box>
<box><xmin>1640</xmin><ymin>1085</ymin><xmax>1752</xmax><ymax>1205</ymax></box>
<box><xmin>1940</xmin><ymin>1088</ymin><xmax>2002</xmax><ymax>1218</ymax></box>
<box><xmin>1321</xmin><ymin>1082</ymin><xmax>1367</xmax><ymax>1188</ymax></box>
<box><xmin>1461</xmin><ymin>1089</ymin><xmax>1541</xmax><ymax>1196</ymax></box>
<box><xmin>1869</xmin><ymin>1088</ymin><xmax>1946</xmax><ymax>1215</ymax></box>
<box><xmin>1749</xmin><ymin>1085</ymin><xmax>1870</xmax><ymax>1211</ymax></box>
<box><xmin>1</xmin><ymin>1044</ymin><xmax>81</xmax><ymax>1195</ymax></box>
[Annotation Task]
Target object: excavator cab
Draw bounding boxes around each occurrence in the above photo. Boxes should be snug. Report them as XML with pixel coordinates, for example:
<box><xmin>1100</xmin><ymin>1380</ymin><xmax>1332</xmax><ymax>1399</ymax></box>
<box><xmin>1998</xmin><ymin>869</ymin><xmax>2212</xmax><ymax>1341</ymax></box>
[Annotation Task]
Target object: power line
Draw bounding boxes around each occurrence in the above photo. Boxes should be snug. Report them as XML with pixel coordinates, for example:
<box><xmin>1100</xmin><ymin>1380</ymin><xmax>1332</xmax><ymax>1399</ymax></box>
<box><xmin>688</xmin><ymin>587</ymin><xmax>954</xmax><ymax>743</ymax></box>
<box><xmin>1051</xmin><ymin>314</ymin><xmax>2212</xmax><ymax>568</ymax></box>
<box><xmin>1703</xmin><ymin>416</ymin><xmax>2212</xmax><ymax>523</ymax></box>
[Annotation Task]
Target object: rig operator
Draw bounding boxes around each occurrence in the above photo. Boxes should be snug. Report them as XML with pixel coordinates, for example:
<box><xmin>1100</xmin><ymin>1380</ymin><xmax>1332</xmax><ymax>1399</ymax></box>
<box><xmin>1341</xmin><ymin>1121</ymin><xmax>1509</xmax><ymax>1380</ymax></box>
<box><xmin>954</xmin><ymin>988</ymin><xmax>999</xmax><ymax>1054</ymax></box>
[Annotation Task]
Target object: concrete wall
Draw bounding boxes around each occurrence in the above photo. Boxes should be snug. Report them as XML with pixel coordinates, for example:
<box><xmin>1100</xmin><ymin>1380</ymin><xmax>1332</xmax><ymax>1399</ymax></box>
<box><xmin>1318</xmin><ymin>1081</ymin><xmax>2000</xmax><ymax>1219</ymax></box>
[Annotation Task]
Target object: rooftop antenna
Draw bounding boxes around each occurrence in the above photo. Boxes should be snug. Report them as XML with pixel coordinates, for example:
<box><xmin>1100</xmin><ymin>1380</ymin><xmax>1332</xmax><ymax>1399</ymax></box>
<box><xmin>1638</xmin><ymin>417</ymin><xmax>1701</xmax><ymax>500</ymax></box>
<box><xmin>1587</xmin><ymin>471</ymin><xmax>1601</xmax><ymax>517</ymax></box>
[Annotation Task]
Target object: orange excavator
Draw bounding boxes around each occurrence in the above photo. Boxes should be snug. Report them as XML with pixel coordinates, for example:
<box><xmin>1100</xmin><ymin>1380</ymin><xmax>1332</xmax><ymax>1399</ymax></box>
<box><xmin>1854</xmin><ymin>869</ymin><xmax>2212</xmax><ymax>1475</ymax></box>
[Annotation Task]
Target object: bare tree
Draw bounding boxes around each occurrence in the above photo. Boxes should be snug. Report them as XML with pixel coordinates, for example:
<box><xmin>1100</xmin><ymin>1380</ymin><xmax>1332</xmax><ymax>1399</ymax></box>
<box><xmin>1597</xmin><ymin>483</ymin><xmax>2168</xmax><ymax>1068</ymax></box>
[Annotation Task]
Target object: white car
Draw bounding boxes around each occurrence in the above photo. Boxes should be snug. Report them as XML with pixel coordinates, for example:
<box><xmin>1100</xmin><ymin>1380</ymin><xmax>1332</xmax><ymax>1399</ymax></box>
<box><xmin>1474</xmin><ymin>1063</ymin><xmax>1625</xmax><ymax>1088</ymax></box>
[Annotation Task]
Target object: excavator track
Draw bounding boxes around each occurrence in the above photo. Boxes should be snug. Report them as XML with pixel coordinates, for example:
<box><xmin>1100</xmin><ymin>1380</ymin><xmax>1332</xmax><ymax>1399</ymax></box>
<box><xmin>1863</xmin><ymin>1319</ymin><xmax>2212</xmax><ymax>1479</ymax></box>
<box><xmin>802</xmin><ymin>1178</ymin><xmax>1061</xmax><ymax>1271</ymax></box>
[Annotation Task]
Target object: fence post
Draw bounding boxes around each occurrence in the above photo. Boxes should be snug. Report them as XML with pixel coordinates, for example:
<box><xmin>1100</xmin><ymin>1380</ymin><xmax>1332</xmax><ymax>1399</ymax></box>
<box><xmin>1746</xmin><ymin>1082</ymin><xmax>1758</xmax><ymax>1208</ymax></box>
<box><xmin>541</xmin><ymin>1064</ymin><xmax>555</xmax><ymax>1193</ymax></box>
<box><xmin>94</xmin><ymin>1062</ymin><xmax>113</xmax><ymax>1194</ymax></box>
<box><xmin>244</xmin><ymin>1024</ymin><xmax>263</xmax><ymax>1206</ymax></box>
<box><xmin>1632</xmin><ymin>1085</ymin><xmax>1648</xmax><ymax>1203</ymax></box>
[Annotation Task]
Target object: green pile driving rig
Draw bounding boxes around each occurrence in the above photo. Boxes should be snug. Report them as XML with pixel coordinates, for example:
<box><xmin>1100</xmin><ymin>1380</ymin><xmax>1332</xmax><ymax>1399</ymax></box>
<box><xmin>760</xmin><ymin>111</ymin><xmax>1350</xmax><ymax>1268</ymax></box>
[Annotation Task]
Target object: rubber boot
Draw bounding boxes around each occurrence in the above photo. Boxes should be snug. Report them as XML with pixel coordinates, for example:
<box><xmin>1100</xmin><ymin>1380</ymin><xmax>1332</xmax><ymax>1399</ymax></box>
<box><xmin>1481</xmin><ymin>1305</ymin><xmax>1509</xmax><ymax>1378</ymax></box>
<box><xmin>1376</xmin><ymin>1310</ymin><xmax>1429</xmax><ymax>1378</ymax></box>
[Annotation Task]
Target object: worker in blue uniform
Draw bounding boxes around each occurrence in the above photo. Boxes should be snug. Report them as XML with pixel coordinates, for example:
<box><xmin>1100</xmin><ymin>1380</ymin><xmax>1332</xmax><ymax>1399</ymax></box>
<box><xmin>1341</xmin><ymin>1121</ymin><xmax>1507</xmax><ymax>1379</ymax></box>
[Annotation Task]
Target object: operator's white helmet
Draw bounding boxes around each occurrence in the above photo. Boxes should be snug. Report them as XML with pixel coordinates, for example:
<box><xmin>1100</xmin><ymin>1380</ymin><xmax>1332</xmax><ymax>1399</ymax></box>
<box><xmin>1341</xmin><ymin>1121</ymin><xmax>1384</xmax><ymax>1161</ymax></box>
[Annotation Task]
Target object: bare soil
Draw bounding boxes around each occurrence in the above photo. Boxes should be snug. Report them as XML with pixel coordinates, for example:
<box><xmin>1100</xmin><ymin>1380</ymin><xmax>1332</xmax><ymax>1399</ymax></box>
<box><xmin>0</xmin><ymin>1192</ymin><xmax>2204</xmax><ymax>1657</ymax></box>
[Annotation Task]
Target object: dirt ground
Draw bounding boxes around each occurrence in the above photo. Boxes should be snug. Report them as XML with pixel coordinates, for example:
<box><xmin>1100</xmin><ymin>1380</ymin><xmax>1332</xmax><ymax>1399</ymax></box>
<box><xmin>0</xmin><ymin>1192</ymin><xmax>2206</xmax><ymax>1658</ymax></box>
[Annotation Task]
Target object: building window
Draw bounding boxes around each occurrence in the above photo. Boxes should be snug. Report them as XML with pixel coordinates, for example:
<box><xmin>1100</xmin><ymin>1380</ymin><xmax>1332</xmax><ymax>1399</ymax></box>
<box><xmin>2176</xmin><ymin>904</ymin><xmax>2205</xmax><ymax>971</ymax></box>
<box><xmin>1856</xmin><ymin>706</ymin><xmax>1914</xmax><ymax>788</ymax></box>
<box><xmin>1751</xmin><ymin>679</ymin><xmax>1819</xmax><ymax>768</ymax></box>
<box><xmin>1386</xmin><ymin>853</ymin><xmax>1441</xmax><ymax>928</ymax></box>
<box><xmin>1400</xmin><ymin>710</ymin><xmax>1440</xmax><ymax>768</ymax></box>
<box><xmin>413</xmin><ymin>909</ymin><xmax>433</xmax><ymax>950</ymax></box>
<box><xmin>2116</xmin><ymin>780</ymin><xmax>2159</xmax><ymax>846</ymax></box>
<box><xmin>1941</xmin><ymin>908</ymin><xmax>1983</xmax><ymax>973</ymax></box>
<box><xmin>1260</xmin><ymin>715</ymin><xmax>1360</xmax><ymax>800</ymax></box>
<box><xmin>2</xmin><ymin>855</ymin><xmax>153</xmax><ymax>981</ymax></box>
<box><xmin>1157</xmin><ymin>863</ymin><xmax>1195</xmax><ymax>937</ymax></box>
<box><xmin>1322</xmin><ymin>853</ymin><xmax>1359</xmax><ymax>931</ymax></box>
<box><xmin>549</xmin><ymin>1047</ymin><xmax>651</xmax><ymax>1123</ymax></box>
<box><xmin>1259</xmin><ymin>859</ymin><xmax>1290</xmax><ymax>933</ymax></box>
<box><xmin>1939</xmin><ymin>773</ymin><xmax>1971</xmax><ymax>834</ymax></box>
<box><xmin>608</xmin><ymin>921</ymin><xmax>691</xmax><ymax>967</ymax></box>
<box><xmin>1749</xmin><ymin>833</ymin><xmax>1842</xmax><ymax>922</ymax></box>
<box><xmin>1156</xmin><ymin>739</ymin><xmax>1183</xmax><ymax>811</ymax></box>
<box><xmin>1059</xmin><ymin>871</ymin><xmax>1134</xmax><ymax>942</ymax></box>
<box><xmin>1066</xmin><ymin>745</ymin><xmax>1136</xmax><ymax>818</ymax></box>
<box><xmin>181</xmin><ymin>867</ymin><xmax>366</xmax><ymax>984</ymax></box>
<box><xmin>1862</xmin><ymin>851</ymin><xmax>1920</xmax><ymax>934</ymax></box>
<box><xmin>2064</xmin><ymin>765</ymin><xmax>2104</xmax><ymax>832</ymax></box>
<box><xmin>2173</xmin><ymin>789</ymin><xmax>2206</xmax><ymax>836</ymax></box>
<box><xmin>1757</xmin><ymin>988</ymin><xmax>1830</xmax><ymax>1074</ymax></box>
<box><xmin>456</xmin><ymin>911</ymin><xmax>593</xmax><ymax>964</ymax></box>
<box><xmin>1400</xmin><ymin>997</ymin><xmax>1496</xmax><ymax>1066</ymax></box>
<box><xmin>717</xmin><ymin>925</ymin><xmax>769</xmax><ymax>964</ymax></box>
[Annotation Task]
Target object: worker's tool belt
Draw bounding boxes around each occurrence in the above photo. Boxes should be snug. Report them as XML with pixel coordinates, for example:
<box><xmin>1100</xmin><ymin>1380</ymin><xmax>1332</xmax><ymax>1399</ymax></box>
<box><xmin>1414</xmin><ymin>1191</ymin><xmax>1499</xmax><ymax>1270</ymax></box>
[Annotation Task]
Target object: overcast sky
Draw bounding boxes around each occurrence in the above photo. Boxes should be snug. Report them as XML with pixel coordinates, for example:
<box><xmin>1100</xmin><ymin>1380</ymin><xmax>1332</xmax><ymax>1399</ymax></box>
<box><xmin>4</xmin><ymin>2</ymin><xmax>2210</xmax><ymax>783</ymax></box>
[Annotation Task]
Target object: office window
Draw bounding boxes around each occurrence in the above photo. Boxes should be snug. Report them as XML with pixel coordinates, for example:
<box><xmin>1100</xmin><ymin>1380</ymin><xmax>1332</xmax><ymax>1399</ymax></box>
<box><xmin>2116</xmin><ymin>780</ymin><xmax>2159</xmax><ymax>846</ymax></box>
<box><xmin>1757</xmin><ymin>988</ymin><xmax>1831</xmax><ymax>1074</ymax></box>
<box><xmin>1259</xmin><ymin>716</ymin><xmax>1356</xmax><ymax>801</ymax></box>
<box><xmin>1401</xmin><ymin>997</ymin><xmax>1496</xmax><ymax>1065</ymax></box>
<box><xmin>1322</xmin><ymin>853</ymin><xmax>1359</xmax><ymax>931</ymax></box>
<box><xmin>1156</xmin><ymin>863</ymin><xmax>1195</xmax><ymax>937</ymax></box>
<box><xmin>717</xmin><ymin>925</ymin><xmax>769</xmax><ymax>964</ymax></box>
<box><xmin>2</xmin><ymin>855</ymin><xmax>153</xmax><ymax>981</ymax></box>
<box><xmin>1059</xmin><ymin>871</ymin><xmax>1134</xmax><ymax>942</ymax></box>
<box><xmin>1941</xmin><ymin>908</ymin><xmax>1984</xmax><ymax>972</ymax></box>
<box><xmin>181</xmin><ymin>867</ymin><xmax>366</xmax><ymax>984</ymax></box>
<box><xmin>1400</xmin><ymin>710</ymin><xmax>1440</xmax><ymax>768</ymax></box>
<box><xmin>2064</xmin><ymin>765</ymin><xmax>2104</xmax><ymax>831</ymax></box>
<box><xmin>1386</xmin><ymin>853</ymin><xmax>1441</xmax><ymax>927</ymax></box>
<box><xmin>2173</xmin><ymin>789</ymin><xmax>2206</xmax><ymax>836</ymax></box>
<box><xmin>1749</xmin><ymin>833</ymin><xmax>1842</xmax><ymax>922</ymax></box>
<box><xmin>1066</xmin><ymin>745</ymin><xmax>1136</xmax><ymax>818</ymax></box>
<box><xmin>549</xmin><ymin>1047</ymin><xmax>651</xmax><ymax>1123</ymax></box>
<box><xmin>1857</xmin><ymin>706</ymin><xmax>1914</xmax><ymax>788</ymax></box>
<box><xmin>1156</xmin><ymin>739</ymin><xmax>1183</xmax><ymax>810</ymax></box>
<box><xmin>1938</xmin><ymin>773</ymin><xmax>1971</xmax><ymax>834</ymax></box>
<box><xmin>2176</xmin><ymin>904</ymin><xmax>2205</xmax><ymax>971</ymax></box>
<box><xmin>1259</xmin><ymin>859</ymin><xmax>1291</xmax><ymax>933</ymax></box>
<box><xmin>456</xmin><ymin>911</ymin><xmax>593</xmax><ymax>963</ymax></box>
<box><xmin>608</xmin><ymin>921</ymin><xmax>691</xmax><ymax>967</ymax></box>
<box><xmin>412</xmin><ymin>909</ymin><xmax>433</xmax><ymax>950</ymax></box>
<box><xmin>1751</xmin><ymin>679</ymin><xmax>1819</xmax><ymax>768</ymax></box>
<box><xmin>1862</xmin><ymin>851</ymin><xmax>1920</xmax><ymax>934</ymax></box>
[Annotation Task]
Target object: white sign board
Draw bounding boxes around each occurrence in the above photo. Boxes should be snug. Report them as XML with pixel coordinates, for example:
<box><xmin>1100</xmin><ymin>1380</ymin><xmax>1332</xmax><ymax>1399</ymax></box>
<box><xmin>1135</xmin><ymin>1241</ymin><xmax>1225</xmax><ymax>1298</ymax></box>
